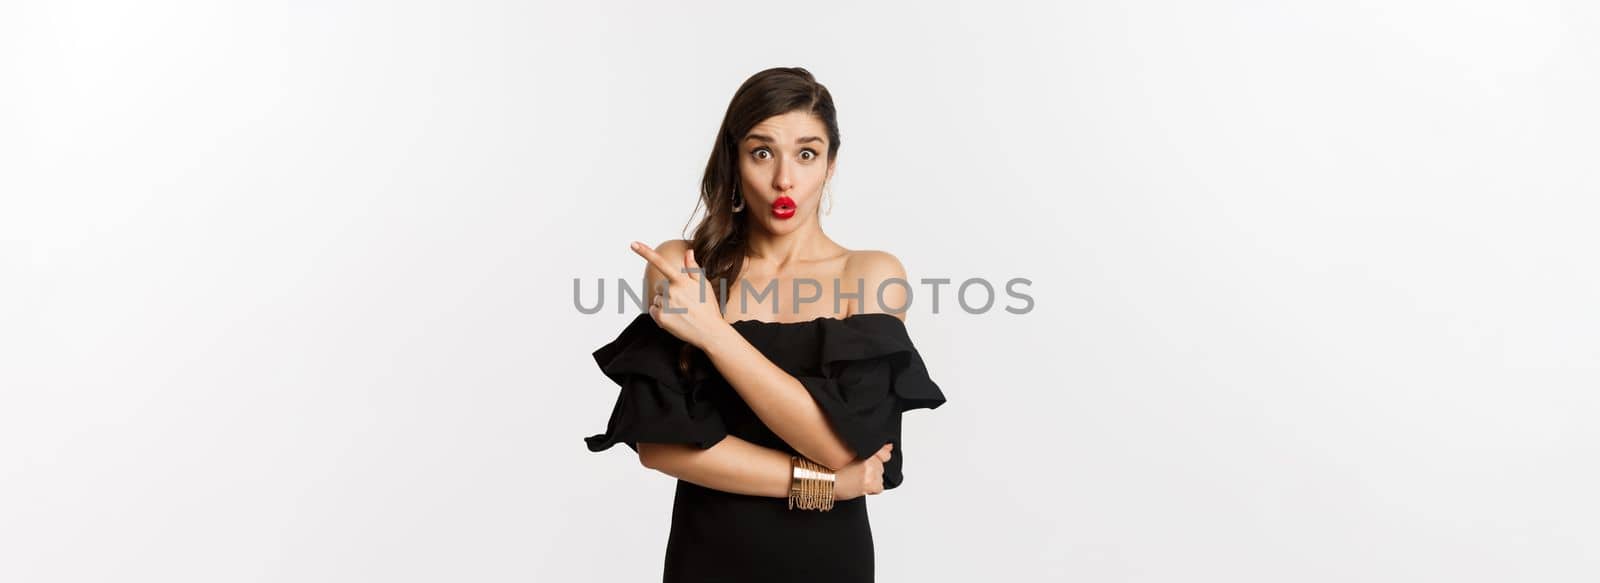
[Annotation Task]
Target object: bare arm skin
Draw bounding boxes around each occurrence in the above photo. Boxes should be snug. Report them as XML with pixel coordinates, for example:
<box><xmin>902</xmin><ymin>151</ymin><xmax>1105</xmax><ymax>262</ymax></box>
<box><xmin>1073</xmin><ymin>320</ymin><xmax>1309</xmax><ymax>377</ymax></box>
<box><xmin>696</xmin><ymin>329</ymin><xmax>859</xmax><ymax>470</ymax></box>
<box><xmin>696</xmin><ymin>248</ymin><xmax>912</xmax><ymax>470</ymax></box>
<box><xmin>638</xmin><ymin>438</ymin><xmax>893</xmax><ymax>500</ymax></box>
<box><xmin>635</xmin><ymin>240</ymin><xmax>910</xmax><ymax>472</ymax></box>
<box><xmin>637</xmin><ymin>437</ymin><xmax>795</xmax><ymax>497</ymax></box>
<box><xmin>639</xmin><ymin>239</ymin><xmax>853</xmax><ymax>470</ymax></box>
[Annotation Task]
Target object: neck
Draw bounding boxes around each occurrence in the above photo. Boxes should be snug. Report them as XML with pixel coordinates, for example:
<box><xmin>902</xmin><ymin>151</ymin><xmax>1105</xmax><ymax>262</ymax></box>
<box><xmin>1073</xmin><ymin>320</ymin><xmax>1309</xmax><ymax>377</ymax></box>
<box><xmin>741</xmin><ymin>214</ymin><xmax>838</xmax><ymax>270</ymax></box>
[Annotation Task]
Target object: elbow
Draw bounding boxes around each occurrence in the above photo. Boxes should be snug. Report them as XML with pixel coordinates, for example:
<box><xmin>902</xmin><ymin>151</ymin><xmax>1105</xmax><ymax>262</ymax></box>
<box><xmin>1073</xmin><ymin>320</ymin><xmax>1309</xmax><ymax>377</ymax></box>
<box><xmin>637</xmin><ymin>442</ymin><xmax>668</xmax><ymax>471</ymax></box>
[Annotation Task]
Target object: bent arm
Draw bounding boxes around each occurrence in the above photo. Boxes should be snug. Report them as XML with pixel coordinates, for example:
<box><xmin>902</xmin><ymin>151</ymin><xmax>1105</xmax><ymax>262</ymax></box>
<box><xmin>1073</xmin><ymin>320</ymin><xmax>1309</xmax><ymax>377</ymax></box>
<box><xmin>698</xmin><ymin>329</ymin><xmax>858</xmax><ymax>470</ymax></box>
<box><xmin>637</xmin><ymin>436</ymin><xmax>793</xmax><ymax>498</ymax></box>
<box><xmin>644</xmin><ymin>239</ymin><xmax>857</xmax><ymax>470</ymax></box>
<box><xmin>693</xmin><ymin>250</ymin><xmax>914</xmax><ymax>471</ymax></box>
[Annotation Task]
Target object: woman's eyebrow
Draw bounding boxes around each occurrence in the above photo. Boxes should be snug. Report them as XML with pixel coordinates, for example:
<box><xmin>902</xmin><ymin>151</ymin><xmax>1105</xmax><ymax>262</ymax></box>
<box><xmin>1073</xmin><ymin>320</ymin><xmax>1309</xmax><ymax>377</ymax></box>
<box><xmin>744</xmin><ymin>134</ymin><xmax>826</xmax><ymax>145</ymax></box>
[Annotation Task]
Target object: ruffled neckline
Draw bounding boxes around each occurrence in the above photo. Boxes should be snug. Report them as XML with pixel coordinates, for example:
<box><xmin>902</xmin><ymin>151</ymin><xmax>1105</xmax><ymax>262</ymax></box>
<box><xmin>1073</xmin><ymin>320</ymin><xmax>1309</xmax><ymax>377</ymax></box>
<box><xmin>726</xmin><ymin>312</ymin><xmax>903</xmax><ymax>328</ymax></box>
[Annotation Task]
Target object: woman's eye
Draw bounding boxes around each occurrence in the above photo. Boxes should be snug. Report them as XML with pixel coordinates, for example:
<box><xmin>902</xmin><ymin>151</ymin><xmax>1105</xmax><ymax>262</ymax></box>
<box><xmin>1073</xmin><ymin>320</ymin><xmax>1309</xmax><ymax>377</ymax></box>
<box><xmin>753</xmin><ymin>149</ymin><xmax>771</xmax><ymax>160</ymax></box>
<box><xmin>800</xmin><ymin>150</ymin><xmax>815</xmax><ymax>161</ymax></box>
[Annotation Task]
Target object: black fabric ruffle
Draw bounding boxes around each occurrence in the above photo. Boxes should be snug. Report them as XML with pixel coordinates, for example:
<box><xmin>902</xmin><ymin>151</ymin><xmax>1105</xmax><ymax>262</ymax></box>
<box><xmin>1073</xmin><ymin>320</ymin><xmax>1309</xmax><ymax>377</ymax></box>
<box><xmin>585</xmin><ymin>312</ymin><xmax>946</xmax><ymax>491</ymax></box>
<box><xmin>776</xmin><ymin>313</ymin><xmax>946</xmax><ymax>489</ymax></box>
<box><xmin>584</xmin><ymin>315</ymin><xmax>728</xmax><ymax>453</ymax></box>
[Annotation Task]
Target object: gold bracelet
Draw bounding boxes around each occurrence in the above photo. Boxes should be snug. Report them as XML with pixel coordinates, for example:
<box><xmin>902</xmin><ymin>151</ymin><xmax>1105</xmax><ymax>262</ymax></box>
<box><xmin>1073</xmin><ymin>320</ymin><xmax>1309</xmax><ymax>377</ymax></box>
<box><xmin>788</xmin><ymin>455</ymin><xmax>835</xmax><ymax>511</ymax></box>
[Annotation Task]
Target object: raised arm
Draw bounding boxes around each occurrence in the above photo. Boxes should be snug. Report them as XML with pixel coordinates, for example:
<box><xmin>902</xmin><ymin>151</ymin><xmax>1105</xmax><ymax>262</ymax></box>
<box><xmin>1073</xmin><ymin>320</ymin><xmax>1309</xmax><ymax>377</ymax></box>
<box><xmin>634</xmin><ymin>240</ymin><xmax>908</xmax><ymax>471</ymax></box>
<box><xmin>636</xmin><ymin>239</ymin><xmax>848</xmax><ymax>469</ymax></box>
<box><xmin>696</xmin><ymin>328</ymin><xmax>857</xmax><ymax>469</ymax></box>
<box><xmin>702</xmin><ymin>249</ymin><xmax>911</xmax><ymax>466</ymax></box>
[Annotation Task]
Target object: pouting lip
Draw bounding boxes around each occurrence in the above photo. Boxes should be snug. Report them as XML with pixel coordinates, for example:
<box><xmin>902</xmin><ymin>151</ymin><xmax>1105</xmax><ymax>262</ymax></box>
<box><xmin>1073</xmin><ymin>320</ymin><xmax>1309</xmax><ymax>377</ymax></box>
<box><xmin>771</xmin><ymin>195</ymin><xmax>796</xmax><ymax>219</ymax></box>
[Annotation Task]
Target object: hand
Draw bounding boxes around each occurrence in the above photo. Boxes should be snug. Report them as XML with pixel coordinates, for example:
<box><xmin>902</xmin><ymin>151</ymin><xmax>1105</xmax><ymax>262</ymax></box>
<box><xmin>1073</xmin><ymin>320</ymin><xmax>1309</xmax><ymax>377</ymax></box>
<box><xmin>632</xmin><ymin>241</ymin><xmax>728</xmax><ymax>350</ymax></box>
<box><xmin>834</xmin><ymin>443</ymin><xmax>893</xmax><ymax>501</ymax></box>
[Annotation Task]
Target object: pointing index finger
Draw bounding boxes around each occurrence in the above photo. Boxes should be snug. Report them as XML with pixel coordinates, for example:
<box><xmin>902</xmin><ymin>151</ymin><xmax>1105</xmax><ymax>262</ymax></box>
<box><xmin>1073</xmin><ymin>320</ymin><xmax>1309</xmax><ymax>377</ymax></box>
<box><xmin>631</xmin><ymin>241</ymin><xmax>685</xmax><ymax>284</ymax></box>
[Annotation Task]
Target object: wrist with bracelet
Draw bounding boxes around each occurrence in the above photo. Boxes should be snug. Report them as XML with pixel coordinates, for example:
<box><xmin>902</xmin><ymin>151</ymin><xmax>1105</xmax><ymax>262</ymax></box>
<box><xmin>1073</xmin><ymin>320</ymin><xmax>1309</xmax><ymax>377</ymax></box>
<box><xmin>788</xmin><ymin>455</ymin><xmax>835</xmax><ymax>511</ymax></box>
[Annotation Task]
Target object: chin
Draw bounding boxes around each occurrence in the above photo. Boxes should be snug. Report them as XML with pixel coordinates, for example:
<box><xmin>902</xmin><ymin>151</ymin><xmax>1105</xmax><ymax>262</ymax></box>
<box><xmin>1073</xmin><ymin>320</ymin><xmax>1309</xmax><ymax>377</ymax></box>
<box><xmin>762</xmin><ymin>216</ymin><xmax>804</xmax><ymax>235</ymax></box>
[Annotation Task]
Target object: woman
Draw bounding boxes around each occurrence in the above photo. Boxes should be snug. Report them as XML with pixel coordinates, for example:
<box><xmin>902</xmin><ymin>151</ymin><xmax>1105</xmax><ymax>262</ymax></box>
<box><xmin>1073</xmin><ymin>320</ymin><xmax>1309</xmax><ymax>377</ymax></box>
<box><xmin>584</xmin><ymin>67</ymin><xmax>947</xmax><ymax>582</ymax></box>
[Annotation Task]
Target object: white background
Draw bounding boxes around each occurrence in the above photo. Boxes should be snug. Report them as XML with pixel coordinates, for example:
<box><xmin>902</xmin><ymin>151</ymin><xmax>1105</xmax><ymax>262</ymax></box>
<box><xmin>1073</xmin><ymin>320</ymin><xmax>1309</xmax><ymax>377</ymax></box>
<box><xmin>3</xmin><ymin>1</ymin><xmax>1597</xmax><ymax>581</ymax></box>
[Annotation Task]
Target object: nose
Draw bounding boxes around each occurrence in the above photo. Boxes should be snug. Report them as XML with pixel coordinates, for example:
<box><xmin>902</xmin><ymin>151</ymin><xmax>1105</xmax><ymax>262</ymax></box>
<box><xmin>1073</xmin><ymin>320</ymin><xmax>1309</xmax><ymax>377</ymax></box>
<box><xmin>772</xmin><ymin>157</ymin><xmax>794</xmax><ymax>193</ymax></box>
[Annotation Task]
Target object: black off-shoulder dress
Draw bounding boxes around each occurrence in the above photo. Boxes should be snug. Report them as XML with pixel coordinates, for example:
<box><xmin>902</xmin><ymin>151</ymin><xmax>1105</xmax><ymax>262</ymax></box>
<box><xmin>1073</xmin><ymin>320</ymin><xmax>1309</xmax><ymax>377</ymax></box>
<box><xmin>584</xmin><ymin>313</ymin><xmax>947</xmax><ymax>582</ymax></box>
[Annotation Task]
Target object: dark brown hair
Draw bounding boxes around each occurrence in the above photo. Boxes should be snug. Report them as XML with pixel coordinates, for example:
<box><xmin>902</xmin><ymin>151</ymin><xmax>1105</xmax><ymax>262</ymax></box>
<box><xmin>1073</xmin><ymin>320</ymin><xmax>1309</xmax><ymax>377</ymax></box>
<box><xmin>679</xmin><ymin>67</ymin><xmax>842</xmax><ymax>373</ymax></box>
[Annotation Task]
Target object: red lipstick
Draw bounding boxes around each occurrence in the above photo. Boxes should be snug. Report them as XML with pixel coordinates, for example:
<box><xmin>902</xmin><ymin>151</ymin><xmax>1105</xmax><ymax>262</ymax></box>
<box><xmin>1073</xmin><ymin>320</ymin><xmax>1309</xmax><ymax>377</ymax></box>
<box><xmin>771</xmin><ymin>196</ymin><xmax>796</xmax><ymax>219</ymax></box>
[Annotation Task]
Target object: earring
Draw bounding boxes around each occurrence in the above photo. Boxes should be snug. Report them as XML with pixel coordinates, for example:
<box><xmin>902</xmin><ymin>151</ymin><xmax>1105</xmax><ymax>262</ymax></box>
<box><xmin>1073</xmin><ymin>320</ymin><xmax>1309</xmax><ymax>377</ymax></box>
<box><xmin>731</xmin><ymin>186</ymin><xmax>745</xmax><ymax>213</ymax></box>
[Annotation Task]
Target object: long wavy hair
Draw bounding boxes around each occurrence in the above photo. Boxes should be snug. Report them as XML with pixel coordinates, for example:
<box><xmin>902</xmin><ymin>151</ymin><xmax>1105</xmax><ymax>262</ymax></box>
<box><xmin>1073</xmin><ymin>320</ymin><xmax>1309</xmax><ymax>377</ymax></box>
<box><xmin>678</xmin><ymin>67</ymin><xmax>842</xmax><ymax>374</ymax></box>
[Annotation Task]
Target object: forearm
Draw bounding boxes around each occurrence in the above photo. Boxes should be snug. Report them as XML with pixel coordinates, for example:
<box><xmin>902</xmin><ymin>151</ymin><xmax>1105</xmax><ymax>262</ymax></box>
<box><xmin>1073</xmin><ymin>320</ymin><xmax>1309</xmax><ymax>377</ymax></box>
<box><xmin>637</xmin><ymin>436</ymin><xmax>793</xmax><ymax>498</ymax></box>
<box><xmin>700</xmin><ymin>325</ymin><xmax>857</xmax><ymax>470</ymax></box>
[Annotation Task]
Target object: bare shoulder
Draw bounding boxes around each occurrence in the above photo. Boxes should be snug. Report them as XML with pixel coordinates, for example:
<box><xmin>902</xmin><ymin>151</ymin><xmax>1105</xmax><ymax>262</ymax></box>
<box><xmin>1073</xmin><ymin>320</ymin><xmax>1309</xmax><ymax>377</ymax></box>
<box><xmin>844</xmin><ymin>249</ymin><xmax>910</xmax><ymax>320</ymax></box>
<box><xmin>643</xmin><ymin>239</ymin><xmax>692</xmax><ymax>287</ymax></box>
<box><xmin>654</xmin><ymin>238</ymin><xmax>691</xmax><ymax>255</ymax></box>
<box><xmin>844</xmin><ymin>249</ymin><xmax>907</xmax><ymax>281</ymax></box>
